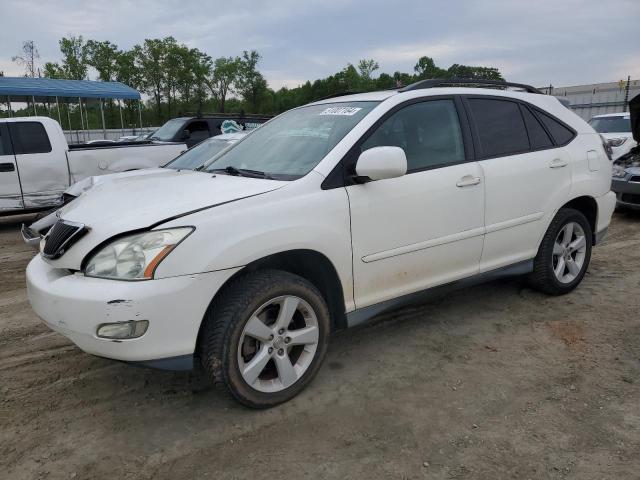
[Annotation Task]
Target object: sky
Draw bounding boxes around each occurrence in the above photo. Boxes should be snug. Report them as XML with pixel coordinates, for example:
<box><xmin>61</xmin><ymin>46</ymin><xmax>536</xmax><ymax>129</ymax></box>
<box><xmin>0</xmin><ymin>0</ymin><xmax>638</xmax><ymax>90</ymax></box>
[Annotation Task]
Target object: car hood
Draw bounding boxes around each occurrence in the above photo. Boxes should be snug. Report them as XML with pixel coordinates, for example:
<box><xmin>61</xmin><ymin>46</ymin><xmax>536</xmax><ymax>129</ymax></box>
<box><xmin>46</xmin><ymin>169</ymin><xmax>286</xmax><ymax>269</ymax></box>
<box><xmin>64</xmin><ymin>168</ymin><xmax>170</xmax><ymax>197</ymax></box>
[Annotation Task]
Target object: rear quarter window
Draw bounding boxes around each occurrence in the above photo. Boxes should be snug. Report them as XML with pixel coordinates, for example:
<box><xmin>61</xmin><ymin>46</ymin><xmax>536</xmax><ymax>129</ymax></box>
<box><xmin>9</xmin><ymin>122</ymin><xmax>52</xmax><ymax>154</ymax></box>
<box><xmin>535</xmin><ymin>110</ymin><xmax>575</xmax><ymax>145</ymax></box>
<box><xmin>521</xmin><ymin>106</ymin><xmax>554</xmax><ymax>149</ymax></box>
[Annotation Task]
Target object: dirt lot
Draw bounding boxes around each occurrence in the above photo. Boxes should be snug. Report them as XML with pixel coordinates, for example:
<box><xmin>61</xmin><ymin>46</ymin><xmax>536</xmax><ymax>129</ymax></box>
<box><xmin>1</xmin><ymin>212</ymin><xmax>639</xmax><ymax>480</ymax></box>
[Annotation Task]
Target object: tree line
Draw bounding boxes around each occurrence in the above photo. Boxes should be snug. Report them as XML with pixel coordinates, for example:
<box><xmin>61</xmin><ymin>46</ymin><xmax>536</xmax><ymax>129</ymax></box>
<box><xmin>8</xmin><ymin>37</ymin><xmax>503</xmax><ymax>127</ymax></box>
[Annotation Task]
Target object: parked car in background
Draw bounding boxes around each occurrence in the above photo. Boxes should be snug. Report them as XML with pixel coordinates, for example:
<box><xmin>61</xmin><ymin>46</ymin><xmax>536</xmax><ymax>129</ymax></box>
<box><xmin>589</xmin><ymin>112</ymin><xmax>637</xmax><ymax>160</ymax></box>
<box><xmin>21</xmin><ymin>132</ymin><xmax>248</xmax><ymax>246</ymax></box>
<box><xmin>117</xmin><ymin>131</ymin><xmax>155</xmax><ymax>142</ymax></box>
<box><xmin>149</xmin><ymin>114</ymin><xmax>271</xmax><ymax>148</ymax></box>
<box><xmin>0</xmin><ymin>117</ymin><xmax>185</xmax><ymax>214</ymax></box>
<box><xmin>26</xmin><ymin>79</ymin><xmax>615</xmax><ymax>408</ymax></box>
<box><xmin>610</xmin><ymin>94</ymin><xmax>640</xmax><ymax>210</ymax></box>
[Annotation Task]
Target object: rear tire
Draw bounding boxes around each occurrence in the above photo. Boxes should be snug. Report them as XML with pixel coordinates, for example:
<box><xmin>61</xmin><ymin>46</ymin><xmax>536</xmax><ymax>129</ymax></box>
<box><xmin>198</xmin><ymin>270</ymin><xmax>330</xmax><ymax>408</ymax></box>
<box><xmin>528</xmin><ymin>208</ymin><xmax>592</xmax><ymax>295</ymax></box>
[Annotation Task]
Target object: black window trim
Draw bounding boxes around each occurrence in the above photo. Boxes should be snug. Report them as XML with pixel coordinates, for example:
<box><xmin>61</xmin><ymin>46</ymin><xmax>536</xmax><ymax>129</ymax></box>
<box><xmin>460</xmin><ymin>95</ymin><xmax>577</xmax><ymax>161</ymax></box>
<box><xmin>8</xmin><ymin>121</ymin><xmax>53</xmax><ymax>155</ymax></box>
<box><xmin>0</xmin><ymin>123</ymin><xmax>15</xmax><ymax>156</ymax></box>
<box><xmin>322</xmin><ymin>95</ymin><xmax>475</xmax><ymax>189</ymax></box>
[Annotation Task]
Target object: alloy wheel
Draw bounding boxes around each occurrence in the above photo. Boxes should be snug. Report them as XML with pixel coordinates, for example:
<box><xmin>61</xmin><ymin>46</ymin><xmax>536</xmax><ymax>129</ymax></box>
<box><xmin>237</xmin><ymin>295</ymin><xmax>319</xmax><ymax>393</ymax></box>
<box><xmin>552</xmin><ymin>221</ymin><xmax>587</xmax><ymax>284</ymax></box>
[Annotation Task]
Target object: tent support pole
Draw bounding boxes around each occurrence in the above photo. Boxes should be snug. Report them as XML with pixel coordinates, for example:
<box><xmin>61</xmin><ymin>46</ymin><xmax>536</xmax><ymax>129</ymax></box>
<box><xmin>66</xmin><ymin>103</ymin><xmax>72</xmax><ymax>144</ymax></box>
<box><xmin>84</xmin><ymin>100</ymin><xmax>89</xmax><ymax>142</ymax></box>
<box><xmin>100</xmin><ymin>99</ymin><xmax>106</xmax><ymax>139</ymax></box>
<box><xmin>78</xmin><ymin>97</ymin><xmax>85</xmax><ymax>143</ymax></box>
<box><xmin>56</xmin><ymin>96</ymin><xmax>62</xmax><ymax>127</ymax></box>
<box><xmin>138</xmin><ymin>100</ymin><xmax>143</xmax><ymax>132</ymax></box>
<box><xmin>119</xmin><ymin>100</ymin><xmax>125</xmax><ymax>136</ymax></box>
<box><xmin>32</xmin><ymin>96</ymin><xmax>37</xmax><ymax>116</ymax></box>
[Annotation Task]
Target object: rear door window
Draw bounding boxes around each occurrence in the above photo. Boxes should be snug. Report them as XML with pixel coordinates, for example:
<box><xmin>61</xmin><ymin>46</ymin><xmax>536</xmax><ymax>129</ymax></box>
<box><xmin>9</xmin><ymin>122</ymin><xmax>52</xmax><ymax>154</ymax></box>
<box><xmin>467</xmin><ymin>98</ymin><xmax>529</xmax><ymax>158</ymax></box>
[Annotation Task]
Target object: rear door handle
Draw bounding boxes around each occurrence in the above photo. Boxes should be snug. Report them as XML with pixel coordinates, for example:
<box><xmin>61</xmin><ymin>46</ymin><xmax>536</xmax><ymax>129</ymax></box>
<box><xmin>0</xmin><ymin>162</ymin><xmax>16</xmax><ymax>172</ymax></box>
<box><xmin>549</xmin><ymin>158</ymin><xmax>568</xmax><ymax>168</ymax></box>
<box><xmin>456</xmin><ymin>175</ymin><xmax>481</xmax><ymax>187</ymax></box>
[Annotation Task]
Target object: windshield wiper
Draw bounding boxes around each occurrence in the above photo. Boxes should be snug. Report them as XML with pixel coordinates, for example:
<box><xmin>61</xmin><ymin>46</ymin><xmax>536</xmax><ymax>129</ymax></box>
<box><xmin>209</xmin><ymin>166</ymin><xmax>274</xmax><ymax>179</ymax></box>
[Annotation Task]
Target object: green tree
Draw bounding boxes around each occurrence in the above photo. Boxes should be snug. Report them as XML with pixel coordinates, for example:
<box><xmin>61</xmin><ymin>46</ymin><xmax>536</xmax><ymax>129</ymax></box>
<box><xmin>134</xmin><ymin>38</ymin><xmax>168</xmax><ymax>120</ymax></box>
<box><xmin>236</xmin><ymin>50</ymin><xmax>268</xmax><ymax>113</ymax></box>
<box><xmin>86</xmin><ymin>40</ymin><xmax>120</xmax><ymax>81</ymax></box>
<box><xmin>42</xmin><ymin>62</ymin><xmax>66</xmax><ymax>79</ymax></box>
<box><xmin>208</xmin><ymin>56</ymin><xmax>240</xmax><ymax>113</ymax></box>
<box><xmin>414</xmin><ymin>56</ymin><xmax>446</xmax><ymax>79</ymax></box>
<box><xmin>59</xmin><ymin>36</ymin><xmax>89</xmax><ymax>80</ymax></box>
<box><xmin>357</xmin><ymin>58</ymin><xmax>379</xmax><ymax>80</ymax></box>
<box><xmin>446</xmin><ymin>64</ymin><xmax>503</xmax><ymax>80</ymax></box>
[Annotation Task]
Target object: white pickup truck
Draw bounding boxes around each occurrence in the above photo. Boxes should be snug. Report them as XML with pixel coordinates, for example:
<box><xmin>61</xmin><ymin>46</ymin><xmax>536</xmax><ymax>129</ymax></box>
<box><xmin>0</xmin><ymin>116</ymin><xmax>186</xmax><ymax>213</ymax></box>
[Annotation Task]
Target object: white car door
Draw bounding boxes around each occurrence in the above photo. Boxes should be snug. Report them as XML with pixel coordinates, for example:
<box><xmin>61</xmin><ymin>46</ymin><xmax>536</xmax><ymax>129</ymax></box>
<box><xmin>0</xmin><ymin>124</ymin><xmax>23</xmax><ymax>211</ymax></box>
<box><xmin>463</xmin><ymin>97</ymin><xmax>573</xmax><ymax>272</ymax></box>
<box><xmin>9</xmin><ymin>121</ymin><xmax>70</xmax><ymax>209</ymax></box>
<box><xmin>346</xmin><ymin>98</ymin><xmax>485</xmax><ymax>309</ymax></box>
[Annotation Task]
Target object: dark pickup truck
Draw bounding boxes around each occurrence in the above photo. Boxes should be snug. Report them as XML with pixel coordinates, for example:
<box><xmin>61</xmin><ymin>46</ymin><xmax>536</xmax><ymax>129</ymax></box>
<box><xmin>149</xmin><ymin>114</ymin><xmax>271</xmax><ymax>148</ymax></box>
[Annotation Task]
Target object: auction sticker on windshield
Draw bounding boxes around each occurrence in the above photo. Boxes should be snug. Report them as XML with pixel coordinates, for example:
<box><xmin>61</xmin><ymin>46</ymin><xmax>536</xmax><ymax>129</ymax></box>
<box><xmin>319</xmin><ymin>106</ymin><xmax>363</xmax><ymax>116</ymax></box>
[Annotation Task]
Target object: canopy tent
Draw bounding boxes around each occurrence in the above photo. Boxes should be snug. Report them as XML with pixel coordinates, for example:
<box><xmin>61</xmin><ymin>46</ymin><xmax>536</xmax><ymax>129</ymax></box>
<box><xmin>0</xmin><ymin>77</ymin><xmax>140</xmax><ymax>102</ymax></box>
<box><xmin>0</xmin><ymin>77</ymin><xmax>143</xmax><ymax>141</ymax></box>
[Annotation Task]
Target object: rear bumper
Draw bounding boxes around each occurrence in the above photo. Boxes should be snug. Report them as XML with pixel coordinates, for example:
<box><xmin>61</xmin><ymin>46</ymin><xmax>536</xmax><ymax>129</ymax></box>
<box><xmin>594</xmin><ymin>191</ymin><xmax>616</xmax><ymax>242</ymax></box>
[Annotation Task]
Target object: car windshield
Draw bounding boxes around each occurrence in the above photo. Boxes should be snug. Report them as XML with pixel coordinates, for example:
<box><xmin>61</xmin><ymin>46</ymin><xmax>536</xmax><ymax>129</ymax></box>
<box><xmin>203</xmin><ymin>102</ymin><xmax>379</xmax><ymax>179</ymax></box>
<box><xmin>150</xmin><ymin>118</ymin><xmax>185</xmax><ymax>141</ymax></box>
<box><xmin>589</xmin><ymin>116</ymin><xmax>631</xmax><ymax>133</ymax></box>
<box><xmin>164</xmin><ymin>137</ymin><xmax>236</xmax><ymax>170</ymax></box>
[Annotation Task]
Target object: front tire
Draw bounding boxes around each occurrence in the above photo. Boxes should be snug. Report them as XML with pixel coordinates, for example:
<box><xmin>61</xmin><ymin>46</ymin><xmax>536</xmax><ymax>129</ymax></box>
<box><xmin>528</xmin><ymin>208</ymin><xmax>592</xmax><ymax>295</ymax></box>
<box><xmin>198</xmin><ymin>270</ymin><xmax>330</xmax><ymax>408</ymax></box>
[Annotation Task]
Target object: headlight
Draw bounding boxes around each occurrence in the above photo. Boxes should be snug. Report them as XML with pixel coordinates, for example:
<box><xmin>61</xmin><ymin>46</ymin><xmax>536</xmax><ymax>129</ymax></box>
<box><xmin>608</xmin><ymin>137</ymin><xmax>628</xmax><ymax>148</ymax></box>
<box><xmin>612</xmin><ymin>164</ymin><xmax>627</xmax><ymax>178</ymax></box>
<box><xmin>85</xmin><ymin>227</ymin><xmax>193</xmax><ymax>280</ymax></box>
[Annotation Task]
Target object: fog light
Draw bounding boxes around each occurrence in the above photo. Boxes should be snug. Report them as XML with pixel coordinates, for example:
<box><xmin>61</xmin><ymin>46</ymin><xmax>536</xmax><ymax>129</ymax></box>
<box><xmin>97</xmin><ymin>320</ymin><xmax>149</xmax><ymax>339</ymax></box>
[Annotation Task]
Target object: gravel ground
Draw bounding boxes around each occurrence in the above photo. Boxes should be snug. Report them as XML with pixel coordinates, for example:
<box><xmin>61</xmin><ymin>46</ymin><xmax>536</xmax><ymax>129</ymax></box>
<box><xmin>1</xmin><ymin>212</ymin><xmax>639</xmax><ymax>480</ymax></box>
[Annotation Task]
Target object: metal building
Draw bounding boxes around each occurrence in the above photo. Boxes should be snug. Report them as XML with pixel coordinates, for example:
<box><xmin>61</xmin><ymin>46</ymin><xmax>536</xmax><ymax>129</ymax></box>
<box><xmin>539</xmin><ymin>78</ymin><xmax>640</xmax><ymax>120</ymax></box>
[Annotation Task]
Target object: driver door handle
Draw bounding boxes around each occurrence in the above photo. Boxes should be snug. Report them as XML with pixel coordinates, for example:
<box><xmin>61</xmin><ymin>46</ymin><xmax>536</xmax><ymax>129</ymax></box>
<box><xmin>456</xmin><ymin>175</ymin><xmax>481</xmax><ymax>187</ymax></box>
<box><xmin>0</xmin><ymin>162</ymin><xmax>16</xmax><ymax>172</ymax></box>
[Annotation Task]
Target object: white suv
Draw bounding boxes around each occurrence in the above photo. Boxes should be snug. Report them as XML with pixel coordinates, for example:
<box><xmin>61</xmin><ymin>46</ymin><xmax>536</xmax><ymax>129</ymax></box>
<box><xmin>27</xmin><ymin>79</ymin><xmax>616</xmax><ymax>408</ymax></box>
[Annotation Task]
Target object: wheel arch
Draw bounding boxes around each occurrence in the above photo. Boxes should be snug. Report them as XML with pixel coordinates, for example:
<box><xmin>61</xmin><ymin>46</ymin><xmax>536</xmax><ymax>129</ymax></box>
<box><xmin>559</xmin><ymin>195</ymin><xmax>598</xmax><ymax>244</ymax></box>
<box><xmin>195</xmin><ymin>249</ymin><xmax>348</xmax><ymax>356</ymax></box>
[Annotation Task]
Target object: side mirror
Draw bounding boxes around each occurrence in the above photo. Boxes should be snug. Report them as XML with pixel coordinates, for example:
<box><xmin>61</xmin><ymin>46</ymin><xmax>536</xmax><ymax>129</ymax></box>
<box><xmin>181</xmin><ymin>129</ymin><xmax>191</xmax><ymax>141</ymax></box>
<box><xmin>355</xmin><ymin>146</ymin><xmax>407</xmax><ymax>182</ymax></box>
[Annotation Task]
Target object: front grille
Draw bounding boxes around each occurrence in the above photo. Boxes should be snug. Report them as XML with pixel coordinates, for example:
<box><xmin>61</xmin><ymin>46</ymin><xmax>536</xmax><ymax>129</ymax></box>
<box><xmin>42</xmin><ymin>220</ymin><xmax>86</xmax><ymax>259</ymax></box>
<box><xmin>629</xmin><ymin>176</ymin><xmax>640</xmax><ymax>183</ymax></box>
<box><xmin>621</xmin><ymin>193</ymin><xmax>640</xmax><ymax>205</ymax></box>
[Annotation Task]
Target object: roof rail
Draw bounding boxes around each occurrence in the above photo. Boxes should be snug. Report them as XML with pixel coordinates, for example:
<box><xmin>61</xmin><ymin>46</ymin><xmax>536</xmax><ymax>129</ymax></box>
<box><xmin>398</xmin><ymin>78</ymin><xmax>543</xmax><ymax>94</ymax></box>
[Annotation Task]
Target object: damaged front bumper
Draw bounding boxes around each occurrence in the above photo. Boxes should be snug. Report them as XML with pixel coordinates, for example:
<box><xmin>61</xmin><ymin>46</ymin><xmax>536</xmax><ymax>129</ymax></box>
<box><xmin>26</xmin><ymin>254</ymin><xmax>240</xmax><ymax>369</ymax></box>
